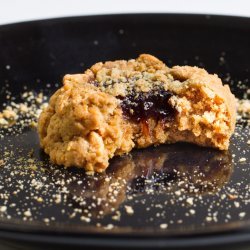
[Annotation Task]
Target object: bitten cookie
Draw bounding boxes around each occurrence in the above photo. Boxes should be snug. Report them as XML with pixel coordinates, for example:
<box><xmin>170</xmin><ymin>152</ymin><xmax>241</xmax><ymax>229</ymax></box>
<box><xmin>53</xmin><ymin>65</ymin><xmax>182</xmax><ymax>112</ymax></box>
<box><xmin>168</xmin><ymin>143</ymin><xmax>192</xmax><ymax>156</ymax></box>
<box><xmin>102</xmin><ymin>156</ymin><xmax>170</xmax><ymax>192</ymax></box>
<box><xmin>38</xmin><ymin>54</ymin><xmax>236</xmax><ymax>172</ymax></box>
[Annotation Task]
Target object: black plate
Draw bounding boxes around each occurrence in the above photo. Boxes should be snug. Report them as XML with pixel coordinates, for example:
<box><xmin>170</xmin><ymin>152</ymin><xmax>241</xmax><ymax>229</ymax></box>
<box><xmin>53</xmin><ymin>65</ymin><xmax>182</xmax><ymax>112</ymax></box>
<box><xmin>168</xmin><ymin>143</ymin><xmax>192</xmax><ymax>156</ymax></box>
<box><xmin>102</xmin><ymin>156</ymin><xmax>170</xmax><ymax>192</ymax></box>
<box><xmin>0</xmin><ymin>14</ymin><xmax>249</xmax><ymax>250</ymax></box>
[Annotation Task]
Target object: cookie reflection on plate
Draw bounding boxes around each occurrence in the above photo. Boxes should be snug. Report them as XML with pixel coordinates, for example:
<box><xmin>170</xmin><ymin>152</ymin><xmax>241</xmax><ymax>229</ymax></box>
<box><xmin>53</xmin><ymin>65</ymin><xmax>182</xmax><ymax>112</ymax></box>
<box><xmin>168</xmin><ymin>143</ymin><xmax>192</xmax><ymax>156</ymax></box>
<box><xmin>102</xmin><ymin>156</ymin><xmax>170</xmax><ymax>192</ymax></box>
<box><xmin>65</xmin><ymin>143</ymin><xmax>233</xmax><ymax>218</ymax></box>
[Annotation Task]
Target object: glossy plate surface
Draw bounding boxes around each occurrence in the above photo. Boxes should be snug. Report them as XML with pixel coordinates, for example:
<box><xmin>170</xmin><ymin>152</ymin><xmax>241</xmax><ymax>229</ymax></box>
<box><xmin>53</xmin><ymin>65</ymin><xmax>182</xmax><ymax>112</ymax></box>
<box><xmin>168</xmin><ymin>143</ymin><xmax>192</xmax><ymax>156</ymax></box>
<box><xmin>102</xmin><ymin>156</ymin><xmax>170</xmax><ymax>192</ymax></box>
<box><xmin>0</xmin><ymin>14</ymin><xmax>249</xmax><ymax>249</ymax></box>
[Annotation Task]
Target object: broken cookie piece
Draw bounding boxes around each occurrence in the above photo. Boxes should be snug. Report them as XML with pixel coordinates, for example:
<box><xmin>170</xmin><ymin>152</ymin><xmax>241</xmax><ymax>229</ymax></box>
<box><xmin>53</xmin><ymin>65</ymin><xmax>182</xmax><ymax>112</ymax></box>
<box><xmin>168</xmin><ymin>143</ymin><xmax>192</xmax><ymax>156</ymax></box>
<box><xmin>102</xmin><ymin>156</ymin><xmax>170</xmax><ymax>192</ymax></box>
<box><xmin>38</xmin><ymin>54</ymin><xmax>236</xmax><ymax>172</ymax></box>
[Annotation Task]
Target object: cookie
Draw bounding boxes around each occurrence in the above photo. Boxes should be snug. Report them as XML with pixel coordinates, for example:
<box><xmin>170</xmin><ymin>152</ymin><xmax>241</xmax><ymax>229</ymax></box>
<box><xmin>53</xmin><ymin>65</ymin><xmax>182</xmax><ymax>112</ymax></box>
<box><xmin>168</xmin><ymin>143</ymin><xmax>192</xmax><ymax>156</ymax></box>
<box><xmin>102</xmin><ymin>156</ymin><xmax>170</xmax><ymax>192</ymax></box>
<box><xmin>38</xmin><ymin>54</ymin><xmax>236</xmax><ymax>172</ymax></box>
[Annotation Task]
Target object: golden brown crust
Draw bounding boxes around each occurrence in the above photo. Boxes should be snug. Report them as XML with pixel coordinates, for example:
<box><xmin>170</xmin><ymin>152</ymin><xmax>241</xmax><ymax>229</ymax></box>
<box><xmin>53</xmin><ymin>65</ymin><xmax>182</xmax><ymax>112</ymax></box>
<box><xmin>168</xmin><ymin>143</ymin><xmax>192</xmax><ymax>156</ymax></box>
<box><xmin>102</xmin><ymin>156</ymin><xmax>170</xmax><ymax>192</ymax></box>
<box><xmin>38</xmin><ymin>81</ymin><xmax>134</xmax><ymax>172</ymax></box>
<box><xmin>38</xmin><ymin>54</ymin><xmax>237</xmax><ymax>172</ymax></box>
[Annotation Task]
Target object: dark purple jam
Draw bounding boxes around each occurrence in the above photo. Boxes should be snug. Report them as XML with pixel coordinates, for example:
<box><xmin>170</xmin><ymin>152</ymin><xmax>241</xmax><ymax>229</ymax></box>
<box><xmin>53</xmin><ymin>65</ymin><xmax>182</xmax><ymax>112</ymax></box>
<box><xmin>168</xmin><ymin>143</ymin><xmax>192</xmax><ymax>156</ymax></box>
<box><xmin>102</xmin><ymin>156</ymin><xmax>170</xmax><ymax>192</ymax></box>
<box><xmin>119</xmin><ymin>90</ymin><xmax>176</xmax><ymax>122</ymax></box>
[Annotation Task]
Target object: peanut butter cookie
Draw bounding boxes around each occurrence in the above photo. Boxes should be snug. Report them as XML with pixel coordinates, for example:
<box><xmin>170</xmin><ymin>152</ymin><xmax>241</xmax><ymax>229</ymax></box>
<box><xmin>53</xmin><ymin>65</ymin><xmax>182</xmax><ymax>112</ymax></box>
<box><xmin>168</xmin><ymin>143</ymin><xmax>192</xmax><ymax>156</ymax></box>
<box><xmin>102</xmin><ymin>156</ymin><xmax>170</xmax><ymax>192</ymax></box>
<box><xmin>38</xmin><ymin>54</ymin><xmax>236</xmax><ymax>172</ymax></box>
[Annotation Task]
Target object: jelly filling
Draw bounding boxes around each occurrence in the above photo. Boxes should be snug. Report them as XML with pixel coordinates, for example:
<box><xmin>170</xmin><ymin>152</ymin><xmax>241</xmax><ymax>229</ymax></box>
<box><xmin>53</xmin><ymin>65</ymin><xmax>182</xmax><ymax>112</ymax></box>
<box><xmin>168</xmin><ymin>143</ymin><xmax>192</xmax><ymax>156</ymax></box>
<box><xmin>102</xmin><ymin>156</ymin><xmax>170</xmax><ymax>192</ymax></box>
<box><xmin>118</xmin><ymin>90</ymin><xmax>176</xmax><ymax>122</ymax></box>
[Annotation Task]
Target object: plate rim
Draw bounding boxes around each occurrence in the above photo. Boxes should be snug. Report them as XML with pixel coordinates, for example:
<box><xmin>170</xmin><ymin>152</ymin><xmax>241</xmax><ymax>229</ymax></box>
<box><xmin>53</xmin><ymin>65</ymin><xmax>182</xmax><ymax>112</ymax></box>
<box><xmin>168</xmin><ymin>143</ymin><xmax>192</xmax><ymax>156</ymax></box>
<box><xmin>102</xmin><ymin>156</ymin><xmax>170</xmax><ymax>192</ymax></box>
<box><xmin>0</xmin><ymin>12</ymin><xmax>250</xmax><ymax>29</ymax></box>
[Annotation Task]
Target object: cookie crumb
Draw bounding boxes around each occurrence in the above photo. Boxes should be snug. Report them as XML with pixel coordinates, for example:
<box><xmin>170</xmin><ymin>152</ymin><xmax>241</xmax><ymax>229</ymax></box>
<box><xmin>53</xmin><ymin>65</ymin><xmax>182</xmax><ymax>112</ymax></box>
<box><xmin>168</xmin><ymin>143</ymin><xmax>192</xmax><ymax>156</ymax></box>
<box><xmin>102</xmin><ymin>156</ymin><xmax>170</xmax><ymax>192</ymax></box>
<box><xmin>112</xmin><ymin>211</ymin><xmax>121</xmax><ymax>221</ymax></box>
<box><xmin>36</xmin><ymin>197</ymin><xmax>43</xmax><ymax>203</ymax></box>
<box><xmin>239</xmin><ymin>158</ymin><xmax>246</xmax><ymax>163</ymax></box>
<box><xmin>43</xmin><ymin>218</ymin><xmax>50</xmax><ymax>223</ymax></box>
<box><xmin>227</xmin><ymin>193</ymin><xmax>238</xmax><ymax>200</ymax></box>
<box><xmin>124</xmin><ymin>205</ymin><xmax>134</xmax><ymax>215</ymax></box>
<box><xmin>0</xmin><ymin>206</ymin><xmax>7</xmax><ymax>213</ymax></box>
<box><xmin>234</xmin><ymin>201</ymin><xmax>240</xmax><ymax>208</ymax></box>
<box><xmin>104</xmin><ymin>224</ymin><xmax>114</xmax><ymax>230</ymax></box>
<box><xmin>175</xmin><ymin>190</ymin><xmax>181</xmax><ymax>196</ymax></box>
<box><xmin>189</xmin><ymin>209</ymin><xmax>196</xmax><ymax>215</ymax></box>
<box><xmin>239</xmin><ymin>212</ymin><xmax>246</xmax><ymax>218</ymax></box>
<box><xmin>160</xmin><ymin>223</ymin><xmax>168</xmax><ymax>229</ymax></box>
<box><xmin>186</xmin><ymin>197</ymin><xmax>194</xmax><ymax>205</ymax></box>
<box><xmin>206</xmin><ymin>216</ymin><xmax>212</xmax><ymax>222</ymax></box>
<box><xmin>80</xmin><ymin>216</ymin><xmax>91</xmax><ymax>223</ymax></box>
<box><xmin>24</xmin><ymin>210</ymin><xmax>32</xmax><ymax>217</ymax></box>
